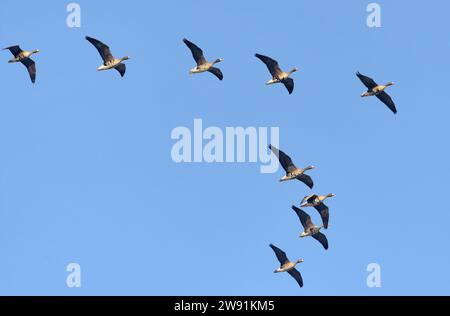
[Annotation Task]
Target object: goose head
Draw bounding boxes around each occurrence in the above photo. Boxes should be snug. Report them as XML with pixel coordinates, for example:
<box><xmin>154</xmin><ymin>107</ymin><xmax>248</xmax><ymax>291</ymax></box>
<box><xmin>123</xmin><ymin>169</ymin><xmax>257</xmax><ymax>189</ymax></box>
<box><xmin>32</xmin><ymin>49</ymin><xmax>40</xmax><ymax>55</ymax></box>
<box><xmin>296</xmin><ymin>259</ymin><xmax>304</xmax><ymax>265</ymax></box>
<box><xmin>326</xmin><ymin>193</ymin><xmax>336</xmax><ymax>198</ymax></box>
<box><xmin>304</xmin><ymin>165</ymin><xmax>315</xmax><ymax>171</ymax></box>
<box><xmin>288</xmin><ymin>68</ymin><xmax>298</xmax><ymax>76</ymax></box>
<box><xmin>213</xmin><ymin>58</ymin><xmax>224</xmax><ymax>64</ymax></box>
<box><xmin>386</xmin><ymin>82</ymin><xmax>395</xmax><ymax>87</ymax></box>
<box><xmin>121</xmin><ymin>56</ymin><xmax>131</xmax><ymax>62</ymax></box>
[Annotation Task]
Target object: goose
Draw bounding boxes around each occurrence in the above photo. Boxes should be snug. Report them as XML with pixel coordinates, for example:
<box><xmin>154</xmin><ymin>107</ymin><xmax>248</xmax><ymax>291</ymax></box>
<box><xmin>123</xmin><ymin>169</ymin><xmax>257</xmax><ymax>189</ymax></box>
<box><xmin>3</xmin><ymin>45</ymin><xmax>39</xmax><ymax>83</ymax></box>
<box><xmin>269</xmin><ymin>144</ymin><xmax>315</xmax><ymax>189</ymax></box>
<box><xmin>356</xmin><ymin>72</ymin><xmax>397</xmax><ymax>114</ymax></box>
<box><xmin>255</xmin><ymin>54</ymin><xmax>298</xmax><ymax>94</ymax></box>
<box><xmin>86</xmin><ymin>36</ymin><xmax>130</xmax><ymax>77</ymax></box>
<box><xmin>183</xmin><ymin>38</ymin><xmax>223</xmax><ymax>80</ymax></box>
<box><xmin>269</xmin><ymin>244</ymin><xmax>304</xmax><ymax>288</ymax></box>
<box><xmin>292</xmin><ymin>206</ymin><xmax>329</xmax><ymax>250</ymax></box>
<box><xmin>300</xmin><ymin>194</ymin><xmax>335</xmax><ymax>229</ymax></box>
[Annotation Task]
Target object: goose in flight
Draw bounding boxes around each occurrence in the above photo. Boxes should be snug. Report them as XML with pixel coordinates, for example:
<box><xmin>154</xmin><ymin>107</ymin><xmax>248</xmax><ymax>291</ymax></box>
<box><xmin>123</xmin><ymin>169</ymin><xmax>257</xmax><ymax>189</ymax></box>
<box><xmin>255</xmin><ymin>54</ymin><xmax>298</xmax><ymax>94</ymax></box>
<box><xmin>183</xmin><ymin>38</ymin><xmax>223</xmax><ymax>80</ymax></box>
<box><xmin>269</xmin><ymin>244</ymin><xmax>304</xmax><ymax>288</ymax></box>
<box><xmin>86</xmin><ymin>36</ymin><xmax>130</xmax><ymax>77</ymax></box>
<box><xmin>269</xmin><ymin>145</ymin><xmax>315</xmax><ymax>189</ymax></box>
<box><xmin>292</xmin><ymin>206</ymin><xmax>329</xmax><ymax>250</ymax></box>
<box><xmin>300</xmin><ymin>194</ymin><xmax>335</xmax><ymax>229</ymax></box>
<box><xmin>356</xmin><ymin>72</ymin><xmax>397</xmax><ymax>114</ymax></box>
<box><xmin>3</xmin><ymin>45</ymin><xmax>39</xmax><ymax>83</ymax></box>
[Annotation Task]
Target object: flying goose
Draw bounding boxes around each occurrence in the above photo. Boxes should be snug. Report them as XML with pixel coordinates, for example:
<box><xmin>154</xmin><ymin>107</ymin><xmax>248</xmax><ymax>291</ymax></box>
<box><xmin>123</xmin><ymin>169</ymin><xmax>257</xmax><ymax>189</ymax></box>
<box><xmin>269</xmin><ymin>145</ymin><xmax>315</xmax><ymax>189</ymax></box>
<box><xmin>255</xmin><ymin>54</ymin><xmax>298</xmax><ymax>94</ymax></box>
<box><xmin>183</xmin><ymin>38</ymin><xmax>223</xmax><ymax>80</ymax></box>
<box><xmin>86</xmin><ymin>36</ymin><xmax>130</xmax><ymax>77</ymax></box>
<box><xmin>300</xmin><ymin>194</ymin><xmax>335</xmax><ymax>229</ymax></box>
<box><xmin>292</xmin><ymin>206</ymin><xmax>329</xmax><ymax>250</ymax></box>
<box><xmin>269</xmin><ymin>244</ymin><xmax>304</xmax><ymax>288</ymax></box>
<box><xmin>356</xmin><ymin>72</ymin><xmax>397</xmax><ymax>114</ymax></box>
<box><xmin>3</xmin><ymin>45</ymin><xmax>39</xmax><ymax>83</ymax></box>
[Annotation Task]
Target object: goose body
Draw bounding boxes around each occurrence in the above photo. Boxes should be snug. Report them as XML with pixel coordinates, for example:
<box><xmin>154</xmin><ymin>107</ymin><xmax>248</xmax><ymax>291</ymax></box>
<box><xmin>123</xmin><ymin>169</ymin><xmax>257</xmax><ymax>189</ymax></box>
<box><xmin>270</xmin><ymin>244</ymin><xmax>304</xmax><ymax>288</ymax></box>
<box><xmin>183</xmin><ymin>38</ymin><xmax>223</xmax><ymax>80</ymax></box>
<box><xmin>255</xmin><ymin>54</ymin><xmax>298</xmax><ymax>94</ymax></box>
<box><xmin>3</xmin><ymin>45</ymin><xmax>39</xmax><ymax>83</ymax></box>
<box><xmin>300</xmin><ymin>194</ymin><xmax>334</xmax><ymax>229</ymax></box>
<box><xmin>86</xmin><ymin>36</ymin><xmax>130</xmax><ymax>77</ymax></box>
<box><xmin>269</xmin><ymin>145</ymin><xmax>315</xmax><ymax>189</ymax></box>
<box><xmin>356</xmin><ymin>72</ymin><xmax>397</xmax><ymax>114</ymax></box>
<box><xmin>292</xmin><ymin>206</ymin><xmax>329</xmax><ymax>250</ymax></box>
<box><xmin>301</xmin><ymin>193</ymin><xmax>335</xmax><ymax>207</ymax></box>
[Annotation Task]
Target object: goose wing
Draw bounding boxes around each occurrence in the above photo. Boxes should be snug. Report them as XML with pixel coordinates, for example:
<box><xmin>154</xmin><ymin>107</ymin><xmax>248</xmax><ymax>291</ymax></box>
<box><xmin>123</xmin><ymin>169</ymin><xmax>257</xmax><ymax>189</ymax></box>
<box><xmin>208</xmin><ymin>67</ymin><xmax>223</xmax><ymax>80</ymax></box>
<box><xmin>282</xmin><ymin>78</ymin><xmax>294</xmax><ymax>94</ymax></box>
<box><xmin>297</xmin><ymin>174</ymin><xmax>314</xmax><ymax>189</ymax></box>
<box><xmin>255</xmin><ymin>54</ymin><xmax>283</xmax><ymax>79</ymax></box>
<box><xmin>20</xmin><ymin>58</ymin><xmax>36</xmax><ymax>83</ymax></box>
<box><xmin>269</xmin><ymin>145</ymin><xmax>297</xmax><ymax>173</ymax></box>
<box><xmin>302</xmin><ymin>194</ymin><xmax>318</xmax><ymax>205</ymax></box>
<box><xmin>314</xmin><ymin>203</ymin><xmax>329</xmax><ymax>229</ymax></box>
<box><xmin>288</xmin><ymin>268</ymin><xmax>304</xmax><ymax>288</ymax></box>
<box><xmin>269</xmin><ymin>244</ymin><xmax>289</xmax><ymax>265</ymax></box>
<box><xmin>312</xmin><ymin>232</ymin><xmax>329</xmax><ymax>250</ymax></box>
<box><xmin>4</xmin><ymin>45</ymin><xmax>23</xmax><ymax>57</ymax></box>
<box><xmin>356</xmin><ymin>72</ymin><xmax>378</xmax><ymax>90</ymax></box>
<box><xmin>114</xmin><ymin>63</ymin><xmax>126</xmax><ymax>77</ymax></box>
<box><xmin>292</xmin><ymin>206</ymin><xmax>313</xmax><ymax>230</ymax></box>
<box><xmin>183</xmin><ymin>38</ymin><xmax>207</xmax><ymax>66</ymax></box>
<box><xmin>376</xmin><ymin>91</ymin><xmax>397</xmax><ymax>114</ymax></box>
<box><xmin>86</xmin><ymin>36</ymin><xmax>114</xmax><ymax>63</ymax></box>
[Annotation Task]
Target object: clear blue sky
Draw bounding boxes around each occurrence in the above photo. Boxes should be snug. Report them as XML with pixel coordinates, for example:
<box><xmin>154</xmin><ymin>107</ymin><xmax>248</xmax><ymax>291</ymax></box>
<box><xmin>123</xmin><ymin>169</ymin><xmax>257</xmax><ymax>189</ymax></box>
<box><xmin>0</xmin><ymin>0</ymin><xmax>449</xmax><ymax>295</ymax></box>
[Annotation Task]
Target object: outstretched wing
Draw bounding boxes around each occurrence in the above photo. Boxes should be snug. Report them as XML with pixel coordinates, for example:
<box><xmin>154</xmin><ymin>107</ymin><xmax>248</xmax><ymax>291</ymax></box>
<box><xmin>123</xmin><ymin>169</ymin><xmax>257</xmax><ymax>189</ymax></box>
<box><xmin>302</xmin><ymin>194</ymin><xmax>318</xmax><ymax>205</ymax></box>
<box><xmin>312</xmin><ymin>232</ymin><xmax>329</xmax><ymax>250</ymax></box>
<box><xmin>288</xmin><ymin>268</ymin><xmax>304</xmax><ymax>288</ymax></box>
<box><xmin>255</xmin><ymin>53</ymin><xmax>283</xmax><ymax>78</ymax></box>
<box><xmin>356</xmin><ymin>72</ymin><xmax>378</xmax><ymax>90</ymax></box>
<box><xmin>297</xmin><ymin>174</ymin><xmax>314</xmax><ymax>189</ymax></box>
<box><xmin>269</xmin><ymin>145</ymin><xmax>297</xmax><ymax>173</ymax></box>
<box><xmin>86</xmin><ymin>36</ymin><xmax>114</xmax><ymax>63</ymax></box>
<box><xmin>4</xmin><ymin>45</ymin><xmax>23</xmax><ymax>57</ymax></box>
<box><xmin>269</xmin><ymin>244</ymin><xmax>289</xmax><ymax>265</ymax></box>
<box><xmin>292</xmin><ymin>206</ymin><xmax>313</xmax><ymax>230</ymax></box>
<box><xmin>376</xmin><ymin>91</ymin><xmax>397</xmax><ymax>114</ymax></box>
<box><xmin>114</xmin><ymin>63</ymin><xmax>126</xmax><ymax>77</ymax></box>
<box><xmin>314</xmin><ymin>203</ymin><xmax>329</xmax><ymax>229</ymax></box>
<box><xmin>20</xmin><ymin>58</ymin><xmax>36</xmax><ymax>83</ymax></box>
<box><xmin>208</xmin><ymin>67</ymin><xmax>223</xmax><ymax>80</ymax></box>
<box><xmin>282</xmin><ymin>78</ymin><xmax>294</xmax><ymax>95</ymax></box>
<box><xmin>183</xmin><ymin>38</ymin><xmax>207</xmax><ymax>66</ymax></box>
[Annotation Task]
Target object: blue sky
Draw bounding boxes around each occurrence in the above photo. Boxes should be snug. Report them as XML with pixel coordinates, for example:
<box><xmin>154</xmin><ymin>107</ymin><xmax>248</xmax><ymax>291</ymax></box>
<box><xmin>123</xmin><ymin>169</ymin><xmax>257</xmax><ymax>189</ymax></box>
<box><xmin>0</xmin><ymin>0</ymin><xmax>449</xmax><ymax>295</ymax></box>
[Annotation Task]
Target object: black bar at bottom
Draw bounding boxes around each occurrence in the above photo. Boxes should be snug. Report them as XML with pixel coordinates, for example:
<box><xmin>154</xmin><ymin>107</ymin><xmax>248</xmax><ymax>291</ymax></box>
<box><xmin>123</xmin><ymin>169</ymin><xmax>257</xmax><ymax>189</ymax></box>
<box><xmin>0</xmin><ymin>296</ymin><xmax>446</xmax><ymax>313</ymax></box>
